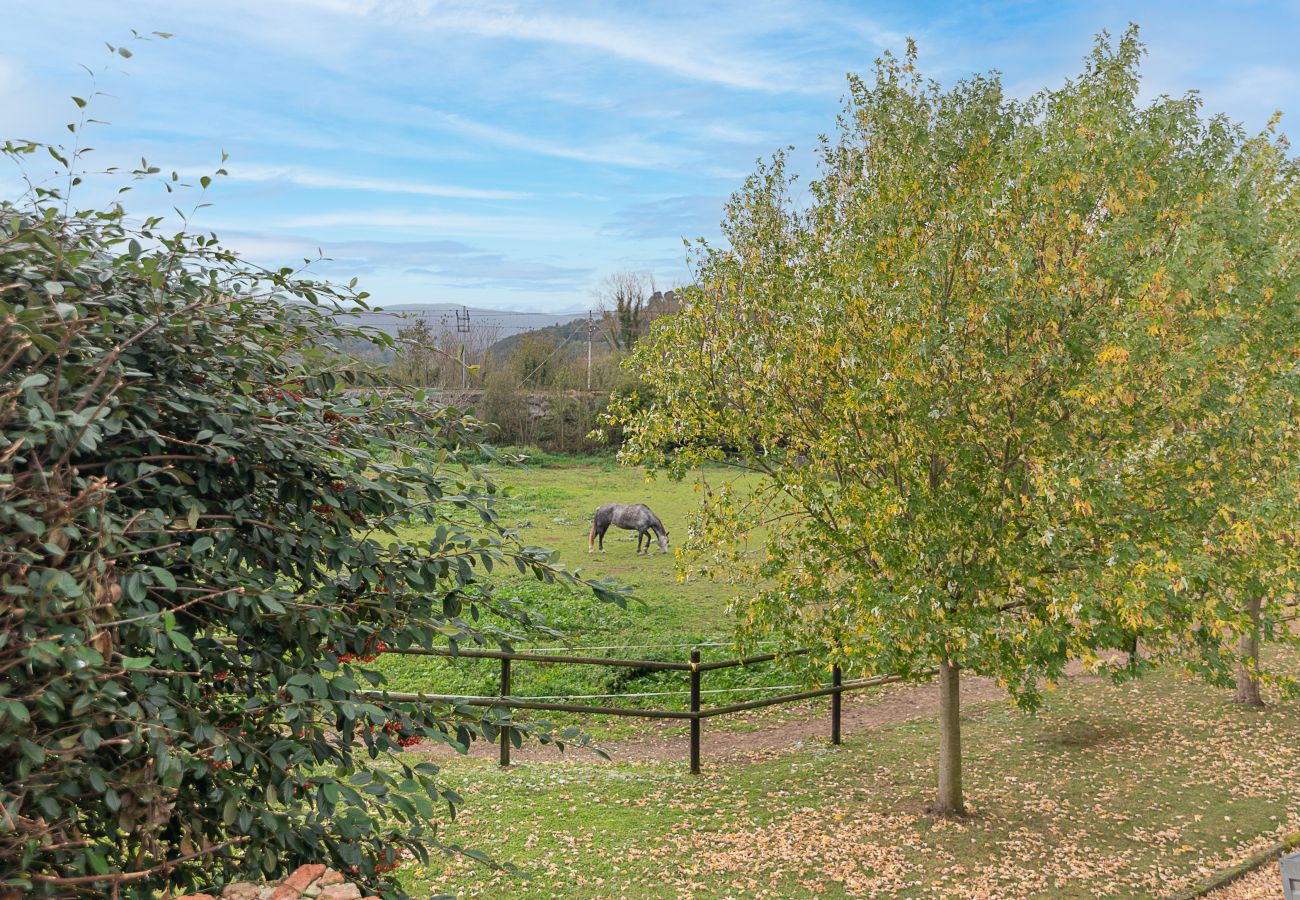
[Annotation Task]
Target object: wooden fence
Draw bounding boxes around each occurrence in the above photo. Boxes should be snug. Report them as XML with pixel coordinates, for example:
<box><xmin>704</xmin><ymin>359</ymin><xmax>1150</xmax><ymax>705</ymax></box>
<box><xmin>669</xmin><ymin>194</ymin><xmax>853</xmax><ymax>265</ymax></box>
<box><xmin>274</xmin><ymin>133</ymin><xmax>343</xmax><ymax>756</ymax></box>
<box><xmin>362</xmin><ymin>645</ymin><xmax>917</xmax><ymax>774</ymax></box>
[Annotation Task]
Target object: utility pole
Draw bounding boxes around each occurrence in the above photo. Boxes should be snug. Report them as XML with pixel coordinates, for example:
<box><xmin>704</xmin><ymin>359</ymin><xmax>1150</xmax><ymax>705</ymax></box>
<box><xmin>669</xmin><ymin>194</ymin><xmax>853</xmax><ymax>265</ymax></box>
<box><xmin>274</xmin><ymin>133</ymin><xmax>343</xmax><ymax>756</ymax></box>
<box><xmin>586</xmin><ymin>310</ymin><xmax>594</xmax><ymax>391</ymax></box>
<box><xmin>456</xmin><ymin>306</ymin><xmax>470</xmax><ymax>390</ymax></box>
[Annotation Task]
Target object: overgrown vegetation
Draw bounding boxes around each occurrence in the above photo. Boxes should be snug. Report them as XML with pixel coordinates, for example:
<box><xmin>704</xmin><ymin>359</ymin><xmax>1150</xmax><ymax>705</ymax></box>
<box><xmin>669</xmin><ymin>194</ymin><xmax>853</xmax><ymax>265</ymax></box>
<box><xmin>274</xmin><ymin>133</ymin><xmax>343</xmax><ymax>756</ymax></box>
<box><xmin>0</xmin><ymin>51</ymin><xmax>623</xmax><ymax>896</ymax></box>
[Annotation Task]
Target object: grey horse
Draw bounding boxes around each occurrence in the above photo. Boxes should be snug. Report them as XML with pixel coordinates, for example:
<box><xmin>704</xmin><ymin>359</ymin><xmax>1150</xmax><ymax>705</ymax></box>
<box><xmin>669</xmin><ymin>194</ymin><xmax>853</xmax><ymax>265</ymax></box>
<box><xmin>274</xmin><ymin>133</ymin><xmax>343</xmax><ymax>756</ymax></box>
<box><xmin>588</xmin><ymin>503</ymin><xmax>669</xmax><ymax>555</ymax></box>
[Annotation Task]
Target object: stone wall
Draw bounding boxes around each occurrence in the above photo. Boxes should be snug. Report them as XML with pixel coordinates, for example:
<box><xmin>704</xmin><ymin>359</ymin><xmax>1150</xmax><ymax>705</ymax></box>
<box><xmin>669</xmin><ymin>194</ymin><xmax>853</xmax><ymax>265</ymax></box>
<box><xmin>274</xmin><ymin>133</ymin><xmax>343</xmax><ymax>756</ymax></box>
<box><xmin>176</xmin><ymin>864</ymin><xmax>380</xmax><ymax>900</ymax></box>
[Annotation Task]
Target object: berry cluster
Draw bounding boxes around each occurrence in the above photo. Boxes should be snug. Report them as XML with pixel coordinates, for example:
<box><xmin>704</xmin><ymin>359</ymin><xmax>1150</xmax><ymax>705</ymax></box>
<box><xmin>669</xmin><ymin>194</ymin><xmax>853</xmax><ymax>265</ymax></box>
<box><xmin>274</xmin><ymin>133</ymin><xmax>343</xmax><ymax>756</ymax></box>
<box><xmin>383</xmin><ymin>721</ymin><xmax>424</xmax><ymax>748</ymax></box>
<box><xmin>360</xmin><ymin>717</ymin><xmax>425</xmax><ymax>748</ymax></box>
<box><xmin>312</xmin><ymin>502</ymin><xmax>366</xmax><ymax>525</ymax></box>
<box><xmin>259</xmin><ymin>386</ymin><xmax>303</xmax><ymax>403</ymax></box>
<box><xmin>338</xmin><ymin>638</ymin><xmax>388</xmax><ymax>664</ymax></box>
<box><xmin>350</xmin><ymin>857</ymin><xmax>403</xmax><ymax>876</ymax></box>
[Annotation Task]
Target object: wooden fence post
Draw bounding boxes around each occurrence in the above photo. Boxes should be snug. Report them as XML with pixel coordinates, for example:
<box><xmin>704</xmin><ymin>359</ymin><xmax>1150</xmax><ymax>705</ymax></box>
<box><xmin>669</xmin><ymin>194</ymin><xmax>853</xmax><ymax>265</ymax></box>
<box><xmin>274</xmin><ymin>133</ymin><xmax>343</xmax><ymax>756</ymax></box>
<box><xmin>499</xmin><ymin>656</ymin><xmax>511</xmax><ymax>767</ymax></box>
<box><xmin>689</xmin><ymin>649</ymin><xmax>701</xmax><ymax>775</ymax></box>
<box><xmin>831</xmin><ymin>663</ymin><xmax>842</xmax><ymax>746</ymax></box>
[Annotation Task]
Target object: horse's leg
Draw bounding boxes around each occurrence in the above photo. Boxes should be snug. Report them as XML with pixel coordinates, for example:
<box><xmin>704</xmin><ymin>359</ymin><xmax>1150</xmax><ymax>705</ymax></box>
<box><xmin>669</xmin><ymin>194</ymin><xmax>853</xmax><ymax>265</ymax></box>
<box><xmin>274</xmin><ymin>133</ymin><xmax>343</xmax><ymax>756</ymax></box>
<box><xmin>598</xmin><ymin>525</ymin><xmax>608</xmax><ymax>552</ymax></box>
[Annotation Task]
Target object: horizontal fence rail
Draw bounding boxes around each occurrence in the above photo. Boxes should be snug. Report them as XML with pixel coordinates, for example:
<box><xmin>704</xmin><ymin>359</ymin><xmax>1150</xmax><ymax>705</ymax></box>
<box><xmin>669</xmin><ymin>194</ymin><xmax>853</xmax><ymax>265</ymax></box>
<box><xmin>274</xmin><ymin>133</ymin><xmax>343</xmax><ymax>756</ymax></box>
<box><xmin>394</xmin><ymin>646</ymin><xmax>694</xmax><ymax>671</ymax></box>
<box><xmin>362</xmin><ymin>644</ymin><xmax>934</xmax><ymax>773</ymax></box>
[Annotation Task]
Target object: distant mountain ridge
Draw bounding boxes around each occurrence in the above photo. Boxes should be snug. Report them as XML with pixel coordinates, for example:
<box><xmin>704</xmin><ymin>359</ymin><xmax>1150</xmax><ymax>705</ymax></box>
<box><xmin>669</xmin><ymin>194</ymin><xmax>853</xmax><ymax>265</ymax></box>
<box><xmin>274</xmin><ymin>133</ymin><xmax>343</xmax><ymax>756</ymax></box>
<box><xmin>334</xmin><ymin>303</ymin><xmax>585</xmax><ymax>339</ymax></box>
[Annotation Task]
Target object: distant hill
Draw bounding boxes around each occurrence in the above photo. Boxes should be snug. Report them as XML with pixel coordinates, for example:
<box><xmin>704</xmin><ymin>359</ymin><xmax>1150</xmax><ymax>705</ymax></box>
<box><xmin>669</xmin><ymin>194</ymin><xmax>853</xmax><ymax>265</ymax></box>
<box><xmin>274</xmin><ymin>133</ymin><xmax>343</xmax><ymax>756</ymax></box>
<box><xmin>485</xmin><ymin>315</ymin><xmax>592</xmax><ymax>364</ymax></box>
<box><xmin>335</xmin><ymin>303</ymin><xmax>584</xmax><ymax>339</ymax></box>
<box><xmin>325</xmin><ymin>302</ymin><xmax>590</xmax><ymax>365</ymax></box>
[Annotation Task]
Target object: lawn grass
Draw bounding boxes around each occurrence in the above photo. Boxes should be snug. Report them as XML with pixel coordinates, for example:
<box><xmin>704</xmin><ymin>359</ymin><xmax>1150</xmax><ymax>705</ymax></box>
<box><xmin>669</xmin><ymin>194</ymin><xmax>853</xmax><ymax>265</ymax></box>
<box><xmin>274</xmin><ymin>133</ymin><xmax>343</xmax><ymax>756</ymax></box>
<box><xmin>356</xmin><ymin>455</ymin><xmax>1300</xmax><ymax>897</ymax></box>
<box><xmin>396</xmin><ymin>656</ymin><xmax>1300</xmax><ymax>898</ymax></box>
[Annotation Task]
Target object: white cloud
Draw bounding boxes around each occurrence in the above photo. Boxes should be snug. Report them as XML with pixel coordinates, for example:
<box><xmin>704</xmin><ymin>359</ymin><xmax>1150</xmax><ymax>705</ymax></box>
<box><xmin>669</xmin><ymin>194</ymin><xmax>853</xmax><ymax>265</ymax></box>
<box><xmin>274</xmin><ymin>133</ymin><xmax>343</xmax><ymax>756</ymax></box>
<box><xmin>219</xmin><ymin>230</ymin><xmax>594</xmax><ymax>289</ymax></box>
<box><xmin>426</xmin><ymin>109</ymin><xmax>679</xmax><ymax>169</ymax></box>
<box><xmin>340</xmin><ymin>0</ymin><xmax>822</xmax><ymax>93</ymax></box>
<box><xmin>275</xmin><ymin>0</ymin><xmax>902</xmax><ymax>94</ymax></box>
<box><xmin>268</xmin><ymin>208</ymin><xmax>593</xmax><ymax>240</ymax></box>
<box><xmin>215</xmin><ymin>163</ymin><xmax>530</xmax><ymax>200</ymax></box>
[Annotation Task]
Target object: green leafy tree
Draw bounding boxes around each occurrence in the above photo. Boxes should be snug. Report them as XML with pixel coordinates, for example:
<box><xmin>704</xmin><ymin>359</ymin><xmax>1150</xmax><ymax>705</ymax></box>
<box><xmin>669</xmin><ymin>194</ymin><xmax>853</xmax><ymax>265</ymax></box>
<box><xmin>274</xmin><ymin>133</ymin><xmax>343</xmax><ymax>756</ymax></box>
<box><xmin>596</xmin><ymin>272</ymin><xmax>653</xmax><ymax>352</ymax></box>
<box><xmin>391</xmin><ymin>316</ymin><xmax>445</xmax><ymax>387</ymax></box>
<box><xmin>511</xmin><ymin>331</ymin><xmax>562</xmax><ymax>387</ymax></box>
<box><xmin>609</xmin><ymin>31</ymin><xmax>1298</xmax><ymax>814</ymax></box>
<box><xmin>0</xmin><ymin>56</ymin><xmax>621</xmax><ymax>897</ymax></box>
<box><xmin>1157</xmin><ymin>131</ymin><xmax>1300</xmax><ymax>707</ymax></box>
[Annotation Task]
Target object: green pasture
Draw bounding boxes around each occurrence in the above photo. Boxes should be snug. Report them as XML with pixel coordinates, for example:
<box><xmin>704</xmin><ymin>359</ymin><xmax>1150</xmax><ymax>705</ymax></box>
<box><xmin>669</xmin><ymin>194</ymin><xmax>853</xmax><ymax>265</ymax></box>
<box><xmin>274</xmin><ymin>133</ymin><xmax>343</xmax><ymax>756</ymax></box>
<box><xmin>373</xmin><ymin>453</ymin><xmax>774</xmax><ymax>721</ymax></box>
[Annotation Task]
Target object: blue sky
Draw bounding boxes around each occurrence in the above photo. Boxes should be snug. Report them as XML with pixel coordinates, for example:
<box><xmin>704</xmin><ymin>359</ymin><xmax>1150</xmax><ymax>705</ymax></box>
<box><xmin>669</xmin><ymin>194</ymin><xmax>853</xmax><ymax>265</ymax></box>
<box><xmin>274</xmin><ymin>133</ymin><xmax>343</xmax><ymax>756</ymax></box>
<box><xmin>2</xmin><ymin>1</ymin><xmax>1298</xmax><ymax>313</ymax></box>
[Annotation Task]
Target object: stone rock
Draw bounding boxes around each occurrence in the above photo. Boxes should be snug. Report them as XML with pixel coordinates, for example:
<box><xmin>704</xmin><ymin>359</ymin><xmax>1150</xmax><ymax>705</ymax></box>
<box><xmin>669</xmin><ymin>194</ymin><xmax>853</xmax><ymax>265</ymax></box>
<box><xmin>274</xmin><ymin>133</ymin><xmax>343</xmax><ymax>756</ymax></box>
<box><xmin>316</xmin><ymin>869</ymin><xmax>346</xmax><ymax>888</ymax></box>
<box><xmin>284</xmin><ymin>865</ymin><xmax>327</xmax><ymax>891</ymax></box>
<box><xmin>222</xmin><ymin>884</ymin><xmax>263</xmax><ymax>900</ymax></box>
<box><xmin>177</xmin><ymin>895</ymin><xmax>218</xmax><ymax>900</ymax></box>
<box><xmin>317</xmin><ymin>885</ymin><xmax>362</xmax><ymax>900</ymax></box>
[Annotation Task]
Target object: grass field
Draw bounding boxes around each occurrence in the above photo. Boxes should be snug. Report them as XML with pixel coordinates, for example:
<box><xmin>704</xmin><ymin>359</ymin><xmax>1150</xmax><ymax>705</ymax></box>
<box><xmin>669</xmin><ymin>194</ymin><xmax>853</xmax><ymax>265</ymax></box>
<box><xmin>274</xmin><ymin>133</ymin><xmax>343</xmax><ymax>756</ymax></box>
<box><xmin>373</xmin><ymin>452</ymin><xmax>773</xmax><ymax>715</ymax></box>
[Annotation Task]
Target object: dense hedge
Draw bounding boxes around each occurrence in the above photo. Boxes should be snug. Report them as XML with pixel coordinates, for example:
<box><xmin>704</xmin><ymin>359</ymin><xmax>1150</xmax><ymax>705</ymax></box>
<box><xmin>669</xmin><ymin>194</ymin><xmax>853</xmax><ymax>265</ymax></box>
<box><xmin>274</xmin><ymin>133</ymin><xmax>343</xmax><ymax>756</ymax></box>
<box><xmin>0</xmin><ymin>143</ymin><xmax>621</xmax><ymax>896</ymax></box>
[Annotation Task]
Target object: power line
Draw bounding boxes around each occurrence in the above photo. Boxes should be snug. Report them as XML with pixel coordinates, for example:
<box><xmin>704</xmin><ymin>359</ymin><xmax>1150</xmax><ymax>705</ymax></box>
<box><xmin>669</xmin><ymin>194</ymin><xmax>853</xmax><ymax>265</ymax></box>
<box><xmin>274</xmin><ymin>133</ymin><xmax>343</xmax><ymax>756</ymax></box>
<box><xmin>516</xmin><ymin>328</ymin><xmax>582</xmax><ymax>389</ymax></box>
<box><xmin>335</xmin><ymin>309</ymin><xmax>592</xmax><ymax>319</ymax></box>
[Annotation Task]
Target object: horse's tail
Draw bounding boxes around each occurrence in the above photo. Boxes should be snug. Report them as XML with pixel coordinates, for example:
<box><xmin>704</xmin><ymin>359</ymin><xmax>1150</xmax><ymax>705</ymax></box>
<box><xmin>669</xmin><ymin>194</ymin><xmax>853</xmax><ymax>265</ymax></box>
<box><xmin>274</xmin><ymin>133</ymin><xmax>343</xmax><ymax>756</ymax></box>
<box><xmin>588</xmin><ymin>518</ymin><xmax>598</xmax><ymax>552</ymax></box>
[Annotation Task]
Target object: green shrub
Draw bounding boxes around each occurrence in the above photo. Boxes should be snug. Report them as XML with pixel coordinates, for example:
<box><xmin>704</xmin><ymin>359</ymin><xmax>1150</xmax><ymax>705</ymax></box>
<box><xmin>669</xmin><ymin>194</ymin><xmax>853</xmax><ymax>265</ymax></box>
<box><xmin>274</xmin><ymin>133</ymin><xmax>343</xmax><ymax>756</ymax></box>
<box><xmin>0</xmin><ymin>134</ymin><xmax>621</xmax><ymax>895</ymax></box>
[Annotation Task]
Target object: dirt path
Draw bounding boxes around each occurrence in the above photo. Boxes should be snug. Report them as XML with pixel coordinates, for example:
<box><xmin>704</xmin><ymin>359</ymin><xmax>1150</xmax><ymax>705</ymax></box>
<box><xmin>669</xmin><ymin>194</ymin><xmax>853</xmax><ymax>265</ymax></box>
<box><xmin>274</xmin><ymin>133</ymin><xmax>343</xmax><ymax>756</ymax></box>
<box><xmin>413</xmin><ymin>670</ymin><xmax>1018</xmax><ymax>767</ymax></box>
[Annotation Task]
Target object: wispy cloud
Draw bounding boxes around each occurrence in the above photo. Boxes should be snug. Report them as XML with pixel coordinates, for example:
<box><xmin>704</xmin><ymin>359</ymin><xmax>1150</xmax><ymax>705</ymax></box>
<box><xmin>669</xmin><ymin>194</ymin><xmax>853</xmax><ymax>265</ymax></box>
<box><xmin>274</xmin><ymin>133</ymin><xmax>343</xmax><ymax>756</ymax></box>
<box><xmin>600</xmin><ymin>194</ymin><xmax>724</xmax><ymax>241</ymax></box>
<box><xmin>269</xmin><ymin>208</ymin><xmax>593</xmax><ymax>241</ymax></box>
<box><xmin>426</xmin><ymin>110</ymin><xmax>677</xmax><ymax>170</ymax></box>
<box><xmin>216</xmin><ymin>163</ymin><xmax>531</xmax><ymax>200</ymax></box>
<box><xmin>224</xmin><ymin>231</ymin><xmax>593</xmax><ymax>290</ymax></box>
<box><xmin>336</xmin><ymin>0</ymin><xmax>833</xmax><ymax>93</ymax></box>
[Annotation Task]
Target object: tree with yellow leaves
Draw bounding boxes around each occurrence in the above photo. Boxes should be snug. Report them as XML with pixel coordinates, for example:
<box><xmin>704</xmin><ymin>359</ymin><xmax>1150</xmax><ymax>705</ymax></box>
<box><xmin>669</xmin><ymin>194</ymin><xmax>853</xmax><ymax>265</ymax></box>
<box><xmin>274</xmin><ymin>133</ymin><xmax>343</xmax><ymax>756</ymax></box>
<box><xmin>608</xmin><ymin>29</ymin><xmax>1299</xmax><ymax>815</ymax></box>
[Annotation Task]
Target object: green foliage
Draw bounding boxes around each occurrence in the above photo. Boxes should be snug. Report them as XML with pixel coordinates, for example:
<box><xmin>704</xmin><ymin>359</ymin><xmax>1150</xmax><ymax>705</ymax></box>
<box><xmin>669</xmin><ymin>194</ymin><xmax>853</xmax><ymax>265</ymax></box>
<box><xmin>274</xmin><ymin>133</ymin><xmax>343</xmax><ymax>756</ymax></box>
<box><xmin>390</xmin><ymin>317</ymin><xmax>449</xmax><ymax>387</ymax></box>
<box><xmin>609</xmin><ymin>28</ymin><xmax>1300</xmax><ymax>812</ymax></box>
<box><xmin>0</xmin><ymin>87</ymin><xmax>623</xmax><ymax>896</ymax></box>
<box><xmin>476</xmin><ymin>374</ymin><xmax>621</xmax><ymax>455</ymax></box>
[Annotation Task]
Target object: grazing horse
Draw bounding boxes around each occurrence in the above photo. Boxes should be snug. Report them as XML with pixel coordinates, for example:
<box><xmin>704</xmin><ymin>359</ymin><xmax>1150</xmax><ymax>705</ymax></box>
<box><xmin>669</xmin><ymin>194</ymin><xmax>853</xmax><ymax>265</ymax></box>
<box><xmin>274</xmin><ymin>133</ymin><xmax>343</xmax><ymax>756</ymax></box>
<box><xmin>588</xmin><ymin>503</ymin><xmax>669</xmax><ymax>555</ymax></box>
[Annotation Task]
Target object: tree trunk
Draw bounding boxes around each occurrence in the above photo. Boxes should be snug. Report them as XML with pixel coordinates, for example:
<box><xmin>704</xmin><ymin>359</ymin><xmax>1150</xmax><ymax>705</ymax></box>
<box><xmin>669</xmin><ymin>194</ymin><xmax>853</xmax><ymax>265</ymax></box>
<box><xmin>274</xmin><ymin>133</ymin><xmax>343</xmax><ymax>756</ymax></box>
<box><xmin>1124</xmin><ymin>632</ymin><xmax>1139</xmax><ymax>668</ymax></box>
<box><xmin>935</xmin><ymin>658</ymin><xmax>966</xmax><ymax>816</ymax></box>
<box><xmin>1234</xmin><ymin>594</ymin><xmax>1264</xmax><ymax>707</ymax></box>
